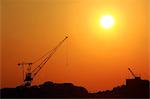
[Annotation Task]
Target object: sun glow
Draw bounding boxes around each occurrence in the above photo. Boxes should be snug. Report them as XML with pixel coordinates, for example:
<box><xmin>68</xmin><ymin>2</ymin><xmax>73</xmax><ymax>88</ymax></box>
<box><xmin>100</xmin><ymin>15</ymin><xmax>115</xmax><ymax>29</ymax></box>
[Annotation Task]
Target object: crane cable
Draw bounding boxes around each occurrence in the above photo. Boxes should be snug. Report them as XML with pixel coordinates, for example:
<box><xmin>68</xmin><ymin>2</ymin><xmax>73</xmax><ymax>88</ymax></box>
<box><xmin>32</xmin><ymin>36</ymin><xmax>68</xmax><ymax>65</ymax></box>
<box><xmin>32</xmin><ymin>41</ymin><xmax>69</xmax><ymax>83</ymax></box>
<box><xmin>31</xmin><ymin>36</ymin><xmax>68</xmax><ymax>78</ymax></box>
<box><xmin>32</xmin><ymin>48</ymin><xmax>54</xmax><ymax>64</ymax></box>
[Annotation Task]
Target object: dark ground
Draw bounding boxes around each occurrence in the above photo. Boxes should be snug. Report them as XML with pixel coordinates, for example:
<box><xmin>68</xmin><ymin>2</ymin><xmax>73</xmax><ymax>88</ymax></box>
<box><xmin>1</xmin><ymin>78</ymin><xmax>149</xmax><ymax>98</ymax></box>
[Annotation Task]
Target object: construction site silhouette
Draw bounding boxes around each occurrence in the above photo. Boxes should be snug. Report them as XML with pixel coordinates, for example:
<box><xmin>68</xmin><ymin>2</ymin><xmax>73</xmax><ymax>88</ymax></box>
<box><xmin>1</xmin><ymin>77</ymin><xmax>149</xmax><ymax>98</ymax></box>
<box><xmin>1</xmin><ymin>37</ymin><xmax>150</xmax><ymax>98</ymax></box>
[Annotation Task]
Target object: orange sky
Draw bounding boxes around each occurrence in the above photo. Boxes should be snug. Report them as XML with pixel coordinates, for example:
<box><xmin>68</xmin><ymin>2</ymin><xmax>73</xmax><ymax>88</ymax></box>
<box><xmin>1</xmin><ymin>0</ymin><xmax>150</xmax><ymax>92</ymax></box>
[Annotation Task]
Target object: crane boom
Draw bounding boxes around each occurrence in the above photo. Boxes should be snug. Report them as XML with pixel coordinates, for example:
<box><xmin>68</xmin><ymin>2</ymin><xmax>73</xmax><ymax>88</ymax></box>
<box><xmin>31</xmin><ymin>36</ymin><xmax>68</xmax><ymax>78</ymax></box>
<box><xmin>19</xmin><ymin>36</ymin><xmax>68</xmax><ymax>87</ymax></box>
<box><xmin>128</xmin><ymin>68</ymin><xmax>136</xmax><ymax>78</ymax></box>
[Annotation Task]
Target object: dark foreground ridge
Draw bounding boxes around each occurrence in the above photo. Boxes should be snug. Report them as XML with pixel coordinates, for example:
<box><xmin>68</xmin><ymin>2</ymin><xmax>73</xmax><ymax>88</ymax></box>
<box><xmin>1</xmin><ymin>78</ymin><xmax>149</xmax><ymax>98</ymax></box>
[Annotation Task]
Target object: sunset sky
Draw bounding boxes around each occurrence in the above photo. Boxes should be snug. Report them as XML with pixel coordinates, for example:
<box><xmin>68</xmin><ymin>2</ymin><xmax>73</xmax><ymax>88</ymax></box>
<box><xmin>1</xmin><ymin>0</ymin><xmax>150</xmax><ymax>92</ymax></box>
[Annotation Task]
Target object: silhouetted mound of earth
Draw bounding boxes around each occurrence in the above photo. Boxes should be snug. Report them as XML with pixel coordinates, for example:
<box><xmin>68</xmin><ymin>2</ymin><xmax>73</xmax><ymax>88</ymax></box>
<box><xmin>1</xmin><ymin>79</ymin><xmax>150</xmax><ymax>98</ymax></box>
<box><xmin>1</xmin><ymin>81</ymin><xmax>88</xmax><ymax>98</ymax></box>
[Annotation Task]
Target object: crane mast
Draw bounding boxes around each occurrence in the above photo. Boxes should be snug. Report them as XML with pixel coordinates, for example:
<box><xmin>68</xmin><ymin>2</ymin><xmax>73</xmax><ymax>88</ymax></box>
<box><xmin>18</xmin><ymin>36</ymin><xmax>68</xmax><ymax>87</ymax></box>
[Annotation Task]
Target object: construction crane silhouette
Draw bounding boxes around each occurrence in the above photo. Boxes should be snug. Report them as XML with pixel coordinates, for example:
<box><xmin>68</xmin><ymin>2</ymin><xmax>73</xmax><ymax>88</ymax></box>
<box><xmin>18</xmin><ymin>36</ymin><xmax>68</xmax><ymax>87</ymax></box>
<box><xmin>128</xmin><ymin>68</ymin><xmax>141</xmax><ymax>80</ymax></box>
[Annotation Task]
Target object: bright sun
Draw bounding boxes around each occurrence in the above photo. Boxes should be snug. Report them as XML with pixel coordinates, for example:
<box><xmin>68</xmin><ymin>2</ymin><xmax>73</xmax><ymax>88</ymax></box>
<box><xmin>100</xmin><ymin>15</ymin><xmax>115</xmax><ymax>29</ymax></box>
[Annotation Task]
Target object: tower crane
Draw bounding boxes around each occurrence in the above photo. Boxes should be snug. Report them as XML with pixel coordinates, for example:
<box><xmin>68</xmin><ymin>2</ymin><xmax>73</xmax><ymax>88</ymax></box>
<box><xmin>18</xmin><ymin>36</ymin><xmax>68</xmax><ymax>87</ymax></box>
<box><xmin>128</xmin><ymin>68</ymin><xmax>141</xmax><ymax>80</ymax></box>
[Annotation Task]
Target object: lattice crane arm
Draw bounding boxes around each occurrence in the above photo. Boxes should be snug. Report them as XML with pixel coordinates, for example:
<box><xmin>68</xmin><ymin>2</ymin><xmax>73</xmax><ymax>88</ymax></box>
<box><xmin>31</xmin><ymin>36</ymin><xmax>68</xmax><ymax>80</ymax></box>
